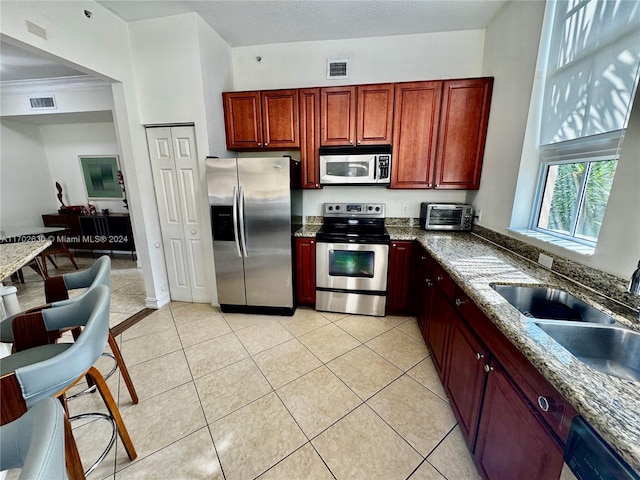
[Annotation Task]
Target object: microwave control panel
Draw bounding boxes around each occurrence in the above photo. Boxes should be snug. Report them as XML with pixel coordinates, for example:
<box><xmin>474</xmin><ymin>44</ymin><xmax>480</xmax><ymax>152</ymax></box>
<box><xmin>377</xmin><ymin>155</ymin><xmax>390</xmax><ymax>180</ymax></box>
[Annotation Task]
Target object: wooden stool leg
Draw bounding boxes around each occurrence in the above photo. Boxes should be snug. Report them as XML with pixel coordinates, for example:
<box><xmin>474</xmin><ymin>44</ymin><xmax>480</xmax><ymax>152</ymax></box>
<box><xmin>87</xmin><ymin>366</ymin><xmax>137</xmax><ymax>461</ymax></box>
<box><xmin>64</xmin><ymin>414</ymin><xmax>86</xmax><ymax>480</ymax></box>
<box><xmin>60</xmin><ymin>242</ymin><xmax>79</xmax><ymax>270</ymax></box>
<box><xmin>108</xmin><ymin>332</ymin><xmax>138</xmax><ymax>404</ymax></box>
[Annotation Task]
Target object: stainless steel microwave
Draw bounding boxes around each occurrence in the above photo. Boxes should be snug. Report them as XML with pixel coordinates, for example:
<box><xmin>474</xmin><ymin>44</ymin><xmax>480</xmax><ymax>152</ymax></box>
<box><xmin>319</xmin><ymin>146</ymin><xmax>391</xmax><ymax>185</ymax></box>
<box><xmin>420</xmin><ymin>203</ymin><xmax>473</xmax><ymax>231</ymax></box>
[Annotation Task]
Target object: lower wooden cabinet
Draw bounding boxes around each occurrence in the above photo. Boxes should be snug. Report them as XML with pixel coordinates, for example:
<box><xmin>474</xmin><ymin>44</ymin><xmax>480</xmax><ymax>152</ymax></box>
<box><xmin>445</xmin><ymin>311</ymin><xmax>488</xmax><ymax>446</ymax></box>
<box><xmin>474</xmin><ymin>360</ymin><xmax>564</xmax><ymax>480</ymax></box>
<box><xmin>295</xmin><ymin>237</ymin><xmax>316</xmax><ymax>306</ymax></box>
<box><xmin>410</xmin><ymin>243</ymin><xmax>573</xmax><ymax>480</ymax></box>
<box><xmin>386</xmin><ymin>241</ymin><xmax>414</xmax><ymax>315</ymax></box>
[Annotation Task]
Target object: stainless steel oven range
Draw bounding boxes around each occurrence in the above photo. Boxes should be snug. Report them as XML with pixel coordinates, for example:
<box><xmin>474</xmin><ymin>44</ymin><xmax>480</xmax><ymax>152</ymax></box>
<box><xmin>315</xmin><ymin>203</ymin><xmax>389</xmax><ymax>316</ymax></box>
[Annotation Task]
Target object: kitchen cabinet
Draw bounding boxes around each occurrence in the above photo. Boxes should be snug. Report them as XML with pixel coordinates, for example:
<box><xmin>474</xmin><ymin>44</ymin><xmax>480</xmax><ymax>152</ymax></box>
<box><xmin>434</xmin><ymin>78</ymin><xmax>493</xmax><ymax>189</ymax></box>
<box><xmin>222</xmin><ymin>89</ymin><xmax>299</xmax><ymax>150</ymax></box>
<box><xmin>449</xmin><ymin>286</ymin><xmax>574</xmax><ymax>480</ymax></box>
<box><xmin>414</xmin><ymin>247</ymin><xmax>433</xmax><ymax>336</ymax></box>
<box><xmin>445</xmin><ymin>310</ymin><xmax>488</xmax><ymax>446</ymax></box>
<box><xmin>474</xmin><ymin>360</ymin><xmax>564</xmax><ymax>480</ymax></box>
<box><xmin>299</xmin><ymin>88</ymin><xmax>321</xmax><ymax>189</ymax></box>
<box><xmin>391</xmin><ymin>77</ymin><xmax>493</xmax><ymax>190</ymax></box>
<box><xmin>295</xmin><ymin>237</ymin><xmax>316</xmax><ymax>306</ymax></box>
<box><xmin>386</xmin><ymin>241</ymin><xmax>414</xmax><ymax>316</ymax></box>
<box><xmin>391</xmin><ymin>81</ymin><xmax>442</xmax><ymax>188</ymax></box>
<box><xmin>320</xmin><ymin>83</ymin><xmax>394</xmax><ymax>146</ymax></box>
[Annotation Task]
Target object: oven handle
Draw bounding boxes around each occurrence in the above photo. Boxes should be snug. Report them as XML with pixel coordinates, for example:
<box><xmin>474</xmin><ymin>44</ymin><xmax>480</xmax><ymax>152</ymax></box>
<box><xmin>232</xmin><ymin>186</ymin><xmax>242</xmax><ymax>258</ymax></box>
<box><xmin>238</xmin><ymin>186</ymin><xmax>248</xmax><ymax>257</ymax></box>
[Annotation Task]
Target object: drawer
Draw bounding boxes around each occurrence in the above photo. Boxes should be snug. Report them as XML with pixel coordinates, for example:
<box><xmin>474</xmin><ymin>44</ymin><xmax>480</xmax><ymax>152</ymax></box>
<box><xmin>433</xmin><ymin>262</ymin><xmax>455</xmax><ymax>301</ymax></box>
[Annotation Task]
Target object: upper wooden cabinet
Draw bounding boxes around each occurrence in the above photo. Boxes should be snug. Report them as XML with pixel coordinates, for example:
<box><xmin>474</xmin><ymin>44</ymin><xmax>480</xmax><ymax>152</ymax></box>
<box><xmin>320</xmin><ymin>84</ymin><xmax>394</xmax><ymax>146</ymax></box>
<box><xmin>391</xmin><ymin>81</ymin><xmax>443</xmax><ymax>188</ymax></box>
<box><xmin>299</xmin><ymin>88</ymin><xmax>322</xmax><ymax>189</ymax></box>
<box><xmin>434</xmin><ymin>78</ymin><xmax>493</xmax><ymax>189</ymax></box>
<box><xmin>223</xmin><ymin>89</ymin><xmax>299</xmax><ymax>150</ymax></box>
<box><xmin>391</xmin><ymin>77</ymin><xmax>493</xmax><ymax>189</ymax></box>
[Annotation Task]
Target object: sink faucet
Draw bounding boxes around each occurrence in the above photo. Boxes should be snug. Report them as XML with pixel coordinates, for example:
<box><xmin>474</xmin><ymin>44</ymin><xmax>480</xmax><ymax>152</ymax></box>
<box><xmin>629</xmin><ymin>260</ymin><xmax>640</xmax><ymax>319</ymax></box>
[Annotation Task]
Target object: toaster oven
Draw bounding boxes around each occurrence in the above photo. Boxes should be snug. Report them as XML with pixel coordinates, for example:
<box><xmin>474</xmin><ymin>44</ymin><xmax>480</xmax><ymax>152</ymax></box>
<box><xmin>420</xmin><ymin>203</ymin><xmax>473</xmax><ymax>231</ymax></box>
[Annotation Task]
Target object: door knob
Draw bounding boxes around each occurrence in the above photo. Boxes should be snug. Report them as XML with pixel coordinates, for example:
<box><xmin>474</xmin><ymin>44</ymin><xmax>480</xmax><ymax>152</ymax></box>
<box><xmin>191</xmin><ymin>230</ymin><xmax>196</xmax><ymax>235</ymax></box>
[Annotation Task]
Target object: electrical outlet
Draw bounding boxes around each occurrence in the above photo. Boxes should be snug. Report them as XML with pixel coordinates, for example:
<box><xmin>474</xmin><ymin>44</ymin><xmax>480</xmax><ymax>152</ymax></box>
<box><xmin>402</xmin><ymin>204</ymin><xmax>408</xmax><ymax>215</ymax></box>
<box><xmin>538</xmin><ymin>253</ymin><xmax>553</xmax><ymax>269</ymax></box>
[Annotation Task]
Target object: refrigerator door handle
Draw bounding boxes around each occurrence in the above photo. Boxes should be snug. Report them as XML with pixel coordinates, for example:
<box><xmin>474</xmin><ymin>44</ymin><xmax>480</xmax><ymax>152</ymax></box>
<box><xmin>232</xmin><ymin>186</ymin><xmax>242</xmax><ymax>258</ymax></box>
<box><xmin>238</xmin><ymin>186</ymin><xmax>248</xmax><ymax>257</ymax></box>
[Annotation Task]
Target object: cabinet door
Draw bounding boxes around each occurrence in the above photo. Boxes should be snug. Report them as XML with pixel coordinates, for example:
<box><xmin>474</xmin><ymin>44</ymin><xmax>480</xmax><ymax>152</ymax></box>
<box><xmin>391</xmin><ymin>81</ymin><xmax>443</xmax><ymax>188</ymax></box>
<box><xmin>223</xmin><ymin>91</ymin><xmax>263</xmax><ymax>149</ymax></box>
<box><xmin>426</xmin><ymin>285</ymin><xmax>453</xmax><ymax>380</ymax></box>
<box><xmin>321</xmin><ymin>86</ymin><xmax>356</xmax><ymax>146</ymax></box>
<box><xmin>357</xmin><ymin>83</ymin><xmax>394</xmax><ymax>145</ymax></box>
<box><xmin>434</xmin><ymin>78</ymin><xmax>493</xmax><ymax>189</ymax></box>
<box><xmin>445</xmin><ymin>313</ymin><xmax>488</xmax><ymax>447</ymax></box>
<box><xmin>475</xmin><ymin>361</ymin><xmax>564</xmax><ymax>480</ymax></box>
<box><xmin>295</xmin><ymin>238</ymin><xmax>316</xmax><ymax>305</ymax></box>
<box><xmin>261</xmin><ymin>89</ymin><xmax>299</xmax><ymax>149</ymax></box>
<box><xmin>299</xmin><ymin>88</ymin><xmax>321</xmax><ymax>189</ymax></box>
<box><xmin>386</xmin><ymin>241</ymin><xmax>414</xmax><ymax>315</ymax></box>
<box><xmin>42</xmin><ymin>214</ymin><xmax>85</xmax><ymax>249</ymax></box>
<box><xmin>414</xmin><ymin>248</ymin><xmax>433</xmax><ymax>336</ymax></box>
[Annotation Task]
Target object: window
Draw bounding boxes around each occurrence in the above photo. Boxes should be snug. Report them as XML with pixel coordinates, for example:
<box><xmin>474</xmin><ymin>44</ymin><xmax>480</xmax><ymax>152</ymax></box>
<box><xmin>533</xmin><ymin>0</ymin><xmax>640</xmax><ymax>247</ymax></box>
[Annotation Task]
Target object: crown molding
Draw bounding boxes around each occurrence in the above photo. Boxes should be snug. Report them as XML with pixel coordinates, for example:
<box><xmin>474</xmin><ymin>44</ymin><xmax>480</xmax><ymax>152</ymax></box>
<box><xmin>0</xmin><ymin>75</ymin><xmax>110</xmax><ymax>95</ymax></box>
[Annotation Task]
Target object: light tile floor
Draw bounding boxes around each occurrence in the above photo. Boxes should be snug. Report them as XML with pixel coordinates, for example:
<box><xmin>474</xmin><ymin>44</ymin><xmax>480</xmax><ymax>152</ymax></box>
<box><xmin>8</xmin><ymin>254</ymin><xmax>482</xmax><ymax>480</ymax></box>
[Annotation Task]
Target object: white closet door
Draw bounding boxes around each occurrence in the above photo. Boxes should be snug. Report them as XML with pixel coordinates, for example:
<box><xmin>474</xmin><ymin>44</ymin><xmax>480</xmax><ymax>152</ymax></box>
<box><xmin>147</xmin><ymin>126</ymin><xmax>205</xmax><ymax>302</ymax></box>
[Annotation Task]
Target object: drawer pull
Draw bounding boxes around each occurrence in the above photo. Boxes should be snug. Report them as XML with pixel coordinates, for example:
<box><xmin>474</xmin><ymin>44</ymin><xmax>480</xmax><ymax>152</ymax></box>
<box><xmin>421</xmin><ymin>255</ymin><xmax>427</xmax><ymax>261</ymax></box>
<box><xmin>537</xmin><ymin>396</ymin><xmax>550</xmax><ymax>412</ymax></box>
<box><xmin>484</xmin><ymin>364</ymin><xmax>494</xmax><ymax>373</ymax></box>
<box><xmin>455</xmin><ymin>298</ymin><xmax>468</xmax><ymax>307</ymax></box>
<box><xmin>476</xmin><ymin>352</ymin><xmax>484</xmax><ymax>361</ymax></box>
<box><xmin>436</xmin><ymin>275</ymin><xmax>444</xmax><ymax>282</ymax></box>
<box><xmin>426</xmin><ymin>279</ymin><xmax>433</xmax><ymax>286</ymax></box>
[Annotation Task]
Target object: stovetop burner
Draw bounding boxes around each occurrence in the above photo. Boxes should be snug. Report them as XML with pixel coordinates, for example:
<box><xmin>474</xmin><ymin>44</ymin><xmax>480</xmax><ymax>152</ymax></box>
<box><xmin>316</xmin><ymin>203</ymin><xmax>389</xmax><ymax>244</ymax></box>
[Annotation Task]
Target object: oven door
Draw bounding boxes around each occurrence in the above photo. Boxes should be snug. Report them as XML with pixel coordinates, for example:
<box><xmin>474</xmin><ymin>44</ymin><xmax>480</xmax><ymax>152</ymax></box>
<box><xmin>316</xmin><ymin>242</ymin><xmax>389</xmax><ymax>292</ymax></box>
<box><xmin>319</xmin><ymin>155</ymin><xmax>376</xmax><ymax>185</ymax></box>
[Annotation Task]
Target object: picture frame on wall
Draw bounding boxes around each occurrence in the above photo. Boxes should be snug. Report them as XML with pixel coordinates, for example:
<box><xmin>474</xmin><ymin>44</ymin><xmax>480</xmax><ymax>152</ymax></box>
<box><xmin>79</xmin><ymin>155</ymin><xmax>123</xmax><ymax>200</ymax></box>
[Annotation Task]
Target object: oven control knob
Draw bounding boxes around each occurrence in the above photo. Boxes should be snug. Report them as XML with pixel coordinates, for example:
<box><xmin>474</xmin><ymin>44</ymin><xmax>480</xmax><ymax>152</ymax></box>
<box><xmin>328</xmin><ymin>206</ymin><xmax>333</xmax><ymax>211</ymax></box>
<box><xmin>368</xmin><ymin>205</ymin><xmax>373</xmax><ymax>211</ymax></box>
<box><xmin>335</xmin><ymin>205</ymin><xmax>341</xmax><ymax>210</ymax></box>
<box><xmin>375</xmin><ymin>206</ymin><xmax>380</xmax><ymax>212</ymax></box>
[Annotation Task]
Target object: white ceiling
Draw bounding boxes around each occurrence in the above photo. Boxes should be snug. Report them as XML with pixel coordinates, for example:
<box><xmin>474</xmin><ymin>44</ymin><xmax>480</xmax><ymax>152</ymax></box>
<box><xmin>1</xmin><ymin>1</ymin><xmax>508</xmax><ymax>82</ymax></box>
<box><xmin>98</xmin><ymin>0</ymin><xmax>508</xmax><ymax>47</ymax></box>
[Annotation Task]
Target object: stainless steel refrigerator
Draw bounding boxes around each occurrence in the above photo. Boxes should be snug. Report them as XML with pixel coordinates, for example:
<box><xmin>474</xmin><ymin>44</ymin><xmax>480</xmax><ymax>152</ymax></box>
<box><xmin>206</xmin><ymin>156</ymin><xmax>302</xmax><ymax>315</ymax></box>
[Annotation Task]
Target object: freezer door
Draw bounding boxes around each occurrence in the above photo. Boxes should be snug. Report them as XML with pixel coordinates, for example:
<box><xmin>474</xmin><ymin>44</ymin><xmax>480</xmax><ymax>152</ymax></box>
<box><xmin>238</xmin><ymin>157</ymin><xmax>293</xmax><ymax>308</ymax></box>
<box><xmin>206</xmin><ymin>157</ymin><xmax>246</xmax><ymax>306</ymax></box>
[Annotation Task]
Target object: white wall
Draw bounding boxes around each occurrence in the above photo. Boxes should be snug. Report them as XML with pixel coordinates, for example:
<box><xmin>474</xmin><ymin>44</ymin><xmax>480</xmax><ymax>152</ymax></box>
<box><xmin>232</xmin><ymin>30</ymin><xmax>485</xmax><ymax>90</ymax></box>
<box><xmin>477</xmin><ymin>0</ymin><xmax>640</xmax><ymax>280</ymax></box>
<box><xmin>232</xmin><ymin>30</ymin><xmax>486</xmax><ymax>218</ymax></box>
<box><xmin>468</xmin><ymin>1</ymin><xmax>545</xmax><ymax>229</ymax></box>
<box><xmin>38</xmin><ymin>122</ymin><xmax>127</xmax><ymax>214</ymax></box>
<box><xmin>1</xmin><ymin>0</ymin><xmax>171</xmax><ymax>308</ymax></box>
<box><xmin>128</xmin><ymin>13</ymin><xmax>234</xmax><ymax>304</ymax></box>
<box><xmin>0</xmin><ymin>119</ymin><xmax>56</xmax><ymax>227</ymax></box>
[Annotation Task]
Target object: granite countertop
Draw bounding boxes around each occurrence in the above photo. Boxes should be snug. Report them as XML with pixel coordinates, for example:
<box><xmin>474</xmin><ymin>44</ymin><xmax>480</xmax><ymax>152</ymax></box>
<box><xmin>297</xmin><ymin>224</ymin><xmax>640</xmax><ymax>471</ymax></box>
<box><xmin>0</xmin><ymin>240</ymin><xmax>51</xmax><ymax>281</ymax></box>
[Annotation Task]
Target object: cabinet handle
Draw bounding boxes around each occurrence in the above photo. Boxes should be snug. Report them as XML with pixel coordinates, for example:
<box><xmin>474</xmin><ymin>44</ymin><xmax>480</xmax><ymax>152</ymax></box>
<box><xmin>191</xmin><ymin>230</ymin><xmax>196</xmax><ymax>235</ymax></box>
<box><xmin>425</xmin><ymin>279</ymin><xmax>433</xmax><ymax>286</ymax></box>
<box><xmin>537</xmin><ymin>396</ymin><xmax>550</xmax><ymax>412</ymax></box>
<box><xmin>436</xmin><ymin>275</ymin><xmax>443</xmax><ymax>282</ymax></box>
<box><xmin>310</xmin><ymin>240</ymin><xmax>314</xmax><ymax>245</ymax></box>
<box><xmin>392</xmin><ymin>243</ymin><xmax>397</xmax><ymax>247</ymax></box>
<box><xmin>476</xmin><ymin>352</ymin><xmax>484</xmax><ymax>361</ymax></box>
<box><xmin>265</xmin><ymin>142</ymin><xmax>269</xmax><ymax>146</ymax></box>
<box><xmin>349</xmin><ymin>139</ymin><xmax>353</xmax><ymax>144</ymax></box>
<box><xmin>257</xmin><ymin>142</ymin><xmax>262</xmax><ymax>146</ymax></box>
<box><xmin>455</xmin><ymin>298</ymin><xmax>468</xmax><ymax>307</ymax></box>
<box><xmin>484</xmin><ymin>364</ymin><xmax>494</xmax><ymax>373</ymax></box>
<box><xmin>421</xmin><ymin>255</ymin><xmax>426</xmax><ymax>261</ymax></box>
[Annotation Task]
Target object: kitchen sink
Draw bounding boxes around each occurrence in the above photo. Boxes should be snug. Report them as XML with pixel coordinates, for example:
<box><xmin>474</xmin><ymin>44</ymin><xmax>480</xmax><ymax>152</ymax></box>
<box><xmin>534</xmin><ymin>322</ymin><xmax>640</xmax><ymax>382</ymax></box>
<box><xmin>491</xmin><ymin>285</ymin><xmax>615</xmax><ymax>324</ymax></box>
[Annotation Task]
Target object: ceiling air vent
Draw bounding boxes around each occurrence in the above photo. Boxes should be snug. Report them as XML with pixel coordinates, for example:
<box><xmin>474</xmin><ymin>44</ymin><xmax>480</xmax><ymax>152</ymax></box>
<box><xmin>29</xmin><ymin>95</ymin><xmax>56</xmax><ymax>110</ymax></box>
<box><xmin>327</xmin><ymin>58</ymin><xmax>349</xmax><ymax>80</ymax></box>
